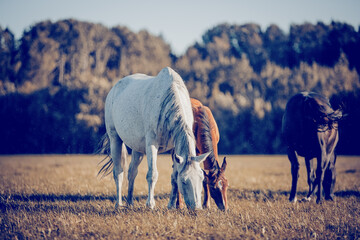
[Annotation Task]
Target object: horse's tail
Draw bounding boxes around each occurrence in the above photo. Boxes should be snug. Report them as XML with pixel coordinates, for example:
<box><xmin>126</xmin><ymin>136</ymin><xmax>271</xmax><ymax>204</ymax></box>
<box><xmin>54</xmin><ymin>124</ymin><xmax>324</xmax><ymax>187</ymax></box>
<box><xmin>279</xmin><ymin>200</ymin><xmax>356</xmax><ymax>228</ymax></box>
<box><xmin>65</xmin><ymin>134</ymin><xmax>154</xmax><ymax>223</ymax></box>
<box><xmin>329</xmin><ymin>108</ymin><xmax>343</xmax><ymax>122</ymax></box>
<box><xmin>97</xmin><ymin>133</ymin><xmax>113</xmax><ymax>178</ymax></box>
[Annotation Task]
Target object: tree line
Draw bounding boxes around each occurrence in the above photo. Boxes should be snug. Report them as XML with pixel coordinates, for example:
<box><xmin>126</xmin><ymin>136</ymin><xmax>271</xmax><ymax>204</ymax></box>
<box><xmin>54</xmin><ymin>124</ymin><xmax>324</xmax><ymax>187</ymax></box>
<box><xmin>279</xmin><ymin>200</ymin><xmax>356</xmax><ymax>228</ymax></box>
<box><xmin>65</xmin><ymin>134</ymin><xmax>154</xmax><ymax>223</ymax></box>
<box><xmin>0</xmin><ymin>19</ymin><xmax>359</xmax><ymax>154</ymax></box>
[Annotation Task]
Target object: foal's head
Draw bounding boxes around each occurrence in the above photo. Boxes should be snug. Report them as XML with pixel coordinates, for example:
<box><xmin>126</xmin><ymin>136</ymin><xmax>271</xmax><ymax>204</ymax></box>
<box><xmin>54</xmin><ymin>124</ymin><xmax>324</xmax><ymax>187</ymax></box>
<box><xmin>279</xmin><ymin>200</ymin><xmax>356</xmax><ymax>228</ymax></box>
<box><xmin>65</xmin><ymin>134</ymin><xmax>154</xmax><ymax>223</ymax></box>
<box><xmin>204</xmin><ymin>157</ymin><xmax>228</xmax><ymax>210</ymax></box>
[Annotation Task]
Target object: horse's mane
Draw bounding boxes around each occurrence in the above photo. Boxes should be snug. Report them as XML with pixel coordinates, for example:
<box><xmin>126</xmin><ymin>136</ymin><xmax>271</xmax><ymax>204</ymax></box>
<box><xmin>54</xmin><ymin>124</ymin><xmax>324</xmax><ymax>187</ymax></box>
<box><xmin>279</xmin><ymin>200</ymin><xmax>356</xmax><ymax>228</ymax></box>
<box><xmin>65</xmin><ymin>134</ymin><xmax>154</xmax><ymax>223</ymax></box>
<box><xmin>196</xmin><ymin>108</ymin><xmax>219</xmax><ymax>176</ymax></box>
<box><xmin>157</xmin><ymin>72</ymin><xmax>195</xmax><ymax>155</ymax></box>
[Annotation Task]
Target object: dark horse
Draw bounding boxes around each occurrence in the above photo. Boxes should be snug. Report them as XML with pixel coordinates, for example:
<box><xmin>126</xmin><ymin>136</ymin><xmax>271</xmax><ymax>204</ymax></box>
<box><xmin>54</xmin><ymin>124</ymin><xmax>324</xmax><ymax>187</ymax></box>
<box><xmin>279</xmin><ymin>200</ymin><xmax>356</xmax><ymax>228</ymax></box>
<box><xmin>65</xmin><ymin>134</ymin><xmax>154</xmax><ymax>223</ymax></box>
<box><xmin>282</xmin><ymin>92</ymin><xmax>342</xmax><ymax>203</ymax></box>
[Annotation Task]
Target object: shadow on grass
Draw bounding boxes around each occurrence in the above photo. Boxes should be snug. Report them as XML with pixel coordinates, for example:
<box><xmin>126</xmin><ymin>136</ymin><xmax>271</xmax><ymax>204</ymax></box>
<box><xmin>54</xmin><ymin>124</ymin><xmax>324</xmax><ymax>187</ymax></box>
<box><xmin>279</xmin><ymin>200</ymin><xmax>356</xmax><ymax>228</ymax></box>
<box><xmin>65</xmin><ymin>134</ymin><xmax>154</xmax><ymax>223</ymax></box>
<box><xmin>1</xmin><ymin>193</ymin><xmax>116</xmax><ymax>202</ymax></box>
<box><xmin>0</xmin><ymin>193</ymin><xmax>172</xmax><ymax>215</ymax></box>
<box><xmin>335</xmin><ymin>190</ymin><xmax>360</xmax><ymax>198</ymax></box>
<box><xmin>1</xmin><ymin>189</ymin><xmax>358</xmax><ymax>214</ymax></box>
<box><xmin>0</xmin><ymin>192</ymin><xmax>171</xmax><ymax>203</ymax></box>
<box><xmin>228</xmin><ymin>189</ymin><xmax>360</xmax><ymax>202</ymax></box>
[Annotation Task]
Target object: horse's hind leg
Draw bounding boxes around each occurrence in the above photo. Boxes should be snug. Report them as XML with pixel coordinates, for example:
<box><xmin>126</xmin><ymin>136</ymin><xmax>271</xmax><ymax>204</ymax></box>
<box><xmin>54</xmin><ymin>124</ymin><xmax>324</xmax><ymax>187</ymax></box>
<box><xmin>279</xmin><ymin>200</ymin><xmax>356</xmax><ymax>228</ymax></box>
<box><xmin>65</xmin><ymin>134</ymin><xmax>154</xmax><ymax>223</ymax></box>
<box><xmin>288</xmin><ymin>147</ymin><xmax>299</xmax><ymax>202</ymax></box>
<box><xmin>109</xmin><ymin>135</ymin><xmax>127</xmax><ymax>208</ymax></box>
<box><xmin>305</xmin><ymin>157</ymin><xmax>316</xmax><ymax>201</ymax></box>
<box><xmin>127</xmin><ymin>150</ymin><xmax>144</xmax><ymax>206</ymax></box>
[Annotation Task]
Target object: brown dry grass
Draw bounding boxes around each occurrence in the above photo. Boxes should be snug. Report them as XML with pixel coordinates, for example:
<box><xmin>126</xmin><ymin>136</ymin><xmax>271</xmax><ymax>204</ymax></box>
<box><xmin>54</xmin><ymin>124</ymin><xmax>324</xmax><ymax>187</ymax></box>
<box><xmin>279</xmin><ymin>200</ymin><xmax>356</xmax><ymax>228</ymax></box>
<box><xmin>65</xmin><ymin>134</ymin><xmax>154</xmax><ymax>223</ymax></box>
<box><xmin>0</xmin><ymin>154</ymin><xmax>359</xmax><ymax>239</ymax></box>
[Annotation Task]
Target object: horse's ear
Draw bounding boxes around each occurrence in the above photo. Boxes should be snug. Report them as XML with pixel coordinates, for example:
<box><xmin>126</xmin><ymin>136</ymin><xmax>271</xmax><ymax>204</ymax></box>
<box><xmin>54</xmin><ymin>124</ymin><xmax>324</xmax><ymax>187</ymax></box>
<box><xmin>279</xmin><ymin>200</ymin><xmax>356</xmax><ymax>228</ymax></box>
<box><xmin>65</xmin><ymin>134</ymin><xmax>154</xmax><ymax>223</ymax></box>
<box><xmin>174</xmin><ymin>154</ymin><xmax>184</xmax><ymax>164</ymax></box>
<box><xmin>192</xmin><ymin>152</ymin><xmax>210</xmax><ymax>163</ymax></box>
<box><xmin>220</xmin><ymin>157</ymin><xmax>227</xmax><ymax>173</ymax></box>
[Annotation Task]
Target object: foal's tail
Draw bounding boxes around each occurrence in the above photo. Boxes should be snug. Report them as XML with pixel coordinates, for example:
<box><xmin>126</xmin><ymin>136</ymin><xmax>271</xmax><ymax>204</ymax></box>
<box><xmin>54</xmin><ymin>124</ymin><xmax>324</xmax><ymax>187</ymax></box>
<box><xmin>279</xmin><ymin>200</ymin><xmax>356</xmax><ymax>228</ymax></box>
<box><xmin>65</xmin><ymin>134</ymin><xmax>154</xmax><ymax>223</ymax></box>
<box><xmin>97</xmin><ymin>133</ymin><xmax>113</xmax><ymax>178</ymax></box>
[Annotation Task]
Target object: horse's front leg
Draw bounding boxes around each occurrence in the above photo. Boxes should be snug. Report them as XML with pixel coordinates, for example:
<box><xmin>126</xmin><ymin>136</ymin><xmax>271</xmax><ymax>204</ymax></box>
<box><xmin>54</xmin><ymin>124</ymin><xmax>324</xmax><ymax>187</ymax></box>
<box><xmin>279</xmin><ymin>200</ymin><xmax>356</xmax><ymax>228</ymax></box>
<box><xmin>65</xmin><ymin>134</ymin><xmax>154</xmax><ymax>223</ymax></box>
<box><xmin>315</xmin><ymin>155</ymin><xmax>326</xmax><ymax>204</ymax></box>
<box><xmin>145</xmin><ymin>141</ymin><xmax>159</xmax><ymax>209</ymax></box>
<box><xmin>304</xmin><ymin>157</ymin><xmax>316</xmax><ymax>201</ymax></box>
<box><xmin>323</xmin><ymin>129</ymin><xmax>339</xmax><ymax>201</ymax></box>
<box><xmin>316</xmin><ymin>130</ymin><xmax>337</xmax><ymax>204</ymax></box>
<box><xmin>168</xmin><ymin>166</ymin><xmax>179</xmax><ymax>209</ymax></box>
<box><xmin>323</xmin><ymin>153</ymin><xmax>336</xmax><ymax>201</ymax></box>
<box><xmin>288</xmin><ymin>147</ymin><xmax>299</xmax><ymax>203</ymax></box>
<box><xmin>168</xmin><ymin>152</ymin><xmax>181</xmax><ymax>209</ymax></box>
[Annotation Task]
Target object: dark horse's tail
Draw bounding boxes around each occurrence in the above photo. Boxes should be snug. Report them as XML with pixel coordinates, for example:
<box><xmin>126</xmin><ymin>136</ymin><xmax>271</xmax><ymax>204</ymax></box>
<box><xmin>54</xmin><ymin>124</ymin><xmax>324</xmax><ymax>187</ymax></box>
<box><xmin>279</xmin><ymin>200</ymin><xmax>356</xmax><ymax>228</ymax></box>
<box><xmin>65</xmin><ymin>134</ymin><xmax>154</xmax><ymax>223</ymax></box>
<box><xmin>97</xmin><ymin>133</ymin><xmax>113</xmax><ymax>178</ymax></box>
<box><xmin>304</xmin><ymin>93</ymin><xmax>344</xmax><ymax>128</ymax></box>
<box><xmin>328</xmin><ymin>108</ymin><xmax>343</xmax><ymax>122</ymax></box>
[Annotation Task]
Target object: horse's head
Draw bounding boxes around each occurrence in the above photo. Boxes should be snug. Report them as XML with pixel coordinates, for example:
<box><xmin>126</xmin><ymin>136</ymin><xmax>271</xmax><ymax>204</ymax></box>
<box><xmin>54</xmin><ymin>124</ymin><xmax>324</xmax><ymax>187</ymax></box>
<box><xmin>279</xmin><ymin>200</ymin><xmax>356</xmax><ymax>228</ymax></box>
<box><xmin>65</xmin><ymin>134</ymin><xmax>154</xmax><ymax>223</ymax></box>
<box><xmin>204</xmin><ymin>157</ymin><xmax>228</xmax><ymax>210</ymax></box>
<box><xmin>174</xmin><ymin>152</ymin><xmax>209</xmax><ymax>210</ymax></box>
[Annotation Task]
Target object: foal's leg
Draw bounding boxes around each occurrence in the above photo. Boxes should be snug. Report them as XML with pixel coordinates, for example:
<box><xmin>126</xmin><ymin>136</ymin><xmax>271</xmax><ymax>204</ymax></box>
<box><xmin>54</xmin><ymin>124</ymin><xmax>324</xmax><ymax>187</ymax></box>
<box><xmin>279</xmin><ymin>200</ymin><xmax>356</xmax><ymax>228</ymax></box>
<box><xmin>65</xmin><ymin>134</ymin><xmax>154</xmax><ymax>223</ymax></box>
<box><xmin>202</xmin><ymin>179</ymin><xmax>210</xmax><ymax>208</ymax></box>
<box><xmin>109</xmin><ymin>136</ymin><xmax>127</xmax><ymax>208</ymax></box>
<box><xmin>288</xmin><ymin>147</ymin><xmax>300</xmax><ymax>203</ymax></box>
<box><xmin>145</xmin><ymin>140</ymin><xmax>159</xmax><ymax>209</ymax></box>
<box><xmin>176</xmin><ymin>190</ymin><xmax>184</xmax><ymax>209</ymax></box>
<box><xmin>305</xmin><ymin>157</ymin><xmax>316</xmax><ymax>201</ymax></box>
<box><xmin>127</xmin><ymin>150</ymin><xmax>144</xmax><ymax>206</ymax></box>
<box><xmin>323</xmin><ymin>153</ymin><xmax>337</xmax><ymax>201</ymax></box>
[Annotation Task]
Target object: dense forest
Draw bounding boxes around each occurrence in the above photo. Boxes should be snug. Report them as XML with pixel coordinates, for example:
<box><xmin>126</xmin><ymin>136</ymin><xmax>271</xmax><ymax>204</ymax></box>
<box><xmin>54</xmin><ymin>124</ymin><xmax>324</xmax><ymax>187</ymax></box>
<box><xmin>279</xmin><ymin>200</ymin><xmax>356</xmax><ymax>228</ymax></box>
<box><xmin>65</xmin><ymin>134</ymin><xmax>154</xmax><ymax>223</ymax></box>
<box><xmin>0</xmin><ymin>19</ymin><xmax>359</xmax><ymax>154</ymax></box>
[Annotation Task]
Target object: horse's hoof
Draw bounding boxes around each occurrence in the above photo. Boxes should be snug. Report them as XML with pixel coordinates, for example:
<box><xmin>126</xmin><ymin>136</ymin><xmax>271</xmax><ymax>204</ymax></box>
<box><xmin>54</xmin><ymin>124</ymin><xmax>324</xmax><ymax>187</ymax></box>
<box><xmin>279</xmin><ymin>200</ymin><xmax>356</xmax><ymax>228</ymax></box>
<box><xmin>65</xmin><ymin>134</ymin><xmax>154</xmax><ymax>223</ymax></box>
<box><xmin>114</xmin><ymin>203</ymin><xmax>127</xmax><ymax>212</ymax></box>
<box><xmin>167</xmin><ymin>203</ymin><xmax>176</xmax><ymax>209</ymax></box>
<box><xmin>146</xmin><ymin>200</ymin><xmax>155</xmax><ymax>209</ymax></box>
<box><xmin>289</xmin><ymin>196</ymin><xmax>297</xmax><ymax>203</ymax></box>
<box><xmin>325</xmin><ymin>195</ymin><xmax>334</xmax><ymax>201</ymax></box>
<box><xmin>115</xmin><ymin>203</ymin><xmax>123</xmax><ymax>209</ymax></box>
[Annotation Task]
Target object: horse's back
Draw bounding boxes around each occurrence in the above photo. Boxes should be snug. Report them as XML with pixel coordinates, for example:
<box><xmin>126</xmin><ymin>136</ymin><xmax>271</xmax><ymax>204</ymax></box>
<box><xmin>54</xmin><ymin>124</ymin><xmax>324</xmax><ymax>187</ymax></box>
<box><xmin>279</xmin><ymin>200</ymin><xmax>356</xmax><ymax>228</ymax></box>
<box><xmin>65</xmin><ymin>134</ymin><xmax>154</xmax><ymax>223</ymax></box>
<box><xmin>105</xmin><ymin>67</ymin><xmax>189</xmax><ymax>153</ymax></box>
<box><xmin>191</xmin><ymin>99</ymin><xmax>220</xmax><ymax>144</ymax></box>
<box><xmin>191</xmin><ymin>98</ymin><xmax>220</xmax><ymax>167</ymax></box>
<box><xmin>282</xmin><ymin>92</ymin><xmax>335</xmax><ymax>156</ymax></box>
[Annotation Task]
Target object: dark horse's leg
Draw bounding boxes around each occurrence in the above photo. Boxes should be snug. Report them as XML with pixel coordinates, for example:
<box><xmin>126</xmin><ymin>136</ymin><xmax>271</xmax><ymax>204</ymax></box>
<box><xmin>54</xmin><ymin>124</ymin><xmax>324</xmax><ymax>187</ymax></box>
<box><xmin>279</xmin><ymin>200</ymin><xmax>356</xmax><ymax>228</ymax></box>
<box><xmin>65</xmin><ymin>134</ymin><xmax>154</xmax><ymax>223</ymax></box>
<box><xmin>305</xmin><ymin>157</ymin><xmax>316</xmax><ymax>200</ymax></box>
<box><xmin>323</xmin><ymin>153</ymin><xmax>337</xmax><ymax>201</ymax></box>
<box><xmin>316</xmin><ymin>129</ymin><xmax>338</xmax><ymax>204</ymax></box>
<box><xmin>315</xmin><ymin>153</ymin><xmax>332</xmax><ymax>204</ymax></box>
<box><xmin>315</xmin><ymin>156</ymin><xmax>325</xmax><ymax>204</ymax></box>
<box><xmin>288</xmin><ymin>147</ymin><xmax>300</xmax><ymax>202</ymax></box>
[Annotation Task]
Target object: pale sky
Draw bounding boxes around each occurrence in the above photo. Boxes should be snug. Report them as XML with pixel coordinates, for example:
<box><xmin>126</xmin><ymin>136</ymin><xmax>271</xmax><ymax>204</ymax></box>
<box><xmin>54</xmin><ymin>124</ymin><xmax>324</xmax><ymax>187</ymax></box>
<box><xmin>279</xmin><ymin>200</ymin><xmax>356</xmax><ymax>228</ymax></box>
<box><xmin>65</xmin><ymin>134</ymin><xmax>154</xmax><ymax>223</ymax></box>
<box><xmin>1</xmin><ymin>0</ymin><xmax>359</xmax><ymax>55</ymax></box>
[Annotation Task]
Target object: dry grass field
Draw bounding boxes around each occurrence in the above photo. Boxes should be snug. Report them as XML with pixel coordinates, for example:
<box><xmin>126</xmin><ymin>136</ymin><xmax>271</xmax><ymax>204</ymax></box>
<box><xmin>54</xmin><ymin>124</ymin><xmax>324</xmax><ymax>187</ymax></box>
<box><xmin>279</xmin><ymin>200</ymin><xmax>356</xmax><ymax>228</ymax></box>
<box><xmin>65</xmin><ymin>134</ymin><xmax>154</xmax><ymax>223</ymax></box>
<box><xmin>0</xmin><ymin>154</ymin><xmax>359</xmax><ymax>239</ymax></box>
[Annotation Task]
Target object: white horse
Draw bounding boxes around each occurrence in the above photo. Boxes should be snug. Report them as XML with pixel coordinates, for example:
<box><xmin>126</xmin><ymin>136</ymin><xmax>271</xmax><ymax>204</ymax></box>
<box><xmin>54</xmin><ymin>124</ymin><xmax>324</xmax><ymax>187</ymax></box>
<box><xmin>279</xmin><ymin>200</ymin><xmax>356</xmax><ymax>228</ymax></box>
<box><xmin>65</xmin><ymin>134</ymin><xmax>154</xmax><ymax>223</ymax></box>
<box><xmin>99</xmin><ymin>67</ymin><xmax>209</xmax><ymax>210</ymax></box>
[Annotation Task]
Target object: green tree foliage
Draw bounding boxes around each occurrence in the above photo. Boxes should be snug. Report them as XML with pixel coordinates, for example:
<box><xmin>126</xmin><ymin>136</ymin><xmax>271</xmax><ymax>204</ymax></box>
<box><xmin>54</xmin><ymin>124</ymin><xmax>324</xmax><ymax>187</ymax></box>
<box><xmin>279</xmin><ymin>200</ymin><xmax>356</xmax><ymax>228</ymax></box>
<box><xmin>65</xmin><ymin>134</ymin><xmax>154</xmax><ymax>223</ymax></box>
<box><xmin>0</xmin><ymin>19</ymin><xmax>359</xmax><ymax>154</ymax></box>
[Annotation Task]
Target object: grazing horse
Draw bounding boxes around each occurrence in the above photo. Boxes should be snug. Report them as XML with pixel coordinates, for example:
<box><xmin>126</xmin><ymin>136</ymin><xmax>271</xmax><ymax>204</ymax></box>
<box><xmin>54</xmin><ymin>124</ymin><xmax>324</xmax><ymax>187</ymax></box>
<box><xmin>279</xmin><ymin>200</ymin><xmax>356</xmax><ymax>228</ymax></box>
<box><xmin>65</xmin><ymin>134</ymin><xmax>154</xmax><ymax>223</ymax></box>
<box><xmin>282</xmin><ymin>92</ymin><xmax>342</xmax><ymax>203</ymax></box>
<box><xmin>172</xmin><ymin>98</ymin><xmax>228</xmax><ymax>210</ymax></box>
<box><xmin>99</xmin><ymin>67</ymin><xmax>209</xmax><ymax>210</ymax></box>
